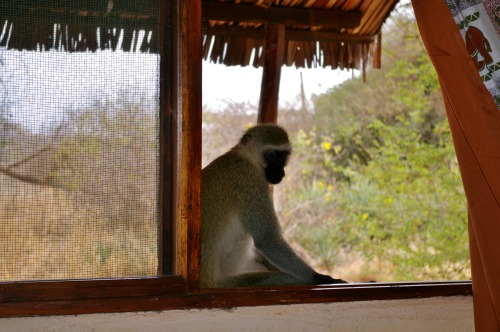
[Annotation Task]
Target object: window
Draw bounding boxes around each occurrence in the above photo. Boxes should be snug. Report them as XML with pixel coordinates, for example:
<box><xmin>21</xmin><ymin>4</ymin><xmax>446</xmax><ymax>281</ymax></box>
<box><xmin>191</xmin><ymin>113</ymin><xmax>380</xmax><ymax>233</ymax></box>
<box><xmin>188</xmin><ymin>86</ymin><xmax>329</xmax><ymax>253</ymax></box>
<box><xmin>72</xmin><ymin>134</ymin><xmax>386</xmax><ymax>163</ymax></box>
<box><xmin>0</xmin><ymin>0</ymin><xmax>185</xmax><ymax>315</ymax></box>
<box><xmin>0</xmin><ymin>0</ymin><xmax>471</xmax><ymax>318</ymax></box>
<box><xmin>201</xmin><ymin>4</ymin><xmax>470</xmax><ymax>283</ymax></box>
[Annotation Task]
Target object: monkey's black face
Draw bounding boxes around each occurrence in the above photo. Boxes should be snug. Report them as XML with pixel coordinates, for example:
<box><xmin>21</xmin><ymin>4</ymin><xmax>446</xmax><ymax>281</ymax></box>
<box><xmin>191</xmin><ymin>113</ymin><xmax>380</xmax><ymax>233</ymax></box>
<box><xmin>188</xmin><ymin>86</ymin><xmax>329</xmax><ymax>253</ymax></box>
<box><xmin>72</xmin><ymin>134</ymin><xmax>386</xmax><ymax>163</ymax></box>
<box><xmin>263</xmin><ymin>150</ymin><xmax>289</xmax><ymax>184</ymax></box>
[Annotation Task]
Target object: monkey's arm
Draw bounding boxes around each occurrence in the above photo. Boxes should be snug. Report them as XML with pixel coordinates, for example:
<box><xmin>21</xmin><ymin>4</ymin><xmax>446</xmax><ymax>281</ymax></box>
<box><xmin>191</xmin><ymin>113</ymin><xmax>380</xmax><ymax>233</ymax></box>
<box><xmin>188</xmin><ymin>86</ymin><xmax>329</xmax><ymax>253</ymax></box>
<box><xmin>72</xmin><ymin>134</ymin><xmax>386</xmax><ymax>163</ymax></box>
<box><xmin>253</xmin><ymin>226</ymin><xmax>317</xmax><ymax>281</ymax></box>
<box><xmin>240</xmin><ymin>183</ymin><xmax>345</xmax><ymax>284</ymax></box>
<box><xmin>252</xmin><ymin>224</ymin><xmax>344</xmax><ymax>284</ymax></box>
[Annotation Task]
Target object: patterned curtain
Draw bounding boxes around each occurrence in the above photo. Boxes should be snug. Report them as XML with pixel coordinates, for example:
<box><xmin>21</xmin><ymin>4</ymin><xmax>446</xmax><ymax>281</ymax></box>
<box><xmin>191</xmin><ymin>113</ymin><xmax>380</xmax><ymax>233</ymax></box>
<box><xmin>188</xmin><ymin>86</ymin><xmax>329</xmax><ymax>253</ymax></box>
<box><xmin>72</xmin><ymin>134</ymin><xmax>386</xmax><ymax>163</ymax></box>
<box><xmin>448</xmin><ymin>0</ymin><xmax>500</xmax><ymax>108</ymax></box>
<box><xmin>412</xmin><ymin>1</ymin><xmax>500</xmax><ymax>331</ymax></box>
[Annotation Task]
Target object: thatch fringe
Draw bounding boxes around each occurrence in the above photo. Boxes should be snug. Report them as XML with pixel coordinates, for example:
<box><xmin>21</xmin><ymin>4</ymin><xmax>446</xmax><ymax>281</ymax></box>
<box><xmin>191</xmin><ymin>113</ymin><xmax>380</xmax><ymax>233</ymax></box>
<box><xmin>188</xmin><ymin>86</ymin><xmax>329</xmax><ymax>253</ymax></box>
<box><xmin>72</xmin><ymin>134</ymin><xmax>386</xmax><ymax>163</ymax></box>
<box><xmin>0</xmin><ymin>0</ymin><xmax>159</xmax><ymax>53</ymax></box>
<box><xmin>202</xmin><ymin>33</ymin><xmax>378</xmax><ymax>72</ymax></box>
<box><xmin>0</xmin><ymin>18</ymin><xmax>158</xmax><ymax>53</ymax></box>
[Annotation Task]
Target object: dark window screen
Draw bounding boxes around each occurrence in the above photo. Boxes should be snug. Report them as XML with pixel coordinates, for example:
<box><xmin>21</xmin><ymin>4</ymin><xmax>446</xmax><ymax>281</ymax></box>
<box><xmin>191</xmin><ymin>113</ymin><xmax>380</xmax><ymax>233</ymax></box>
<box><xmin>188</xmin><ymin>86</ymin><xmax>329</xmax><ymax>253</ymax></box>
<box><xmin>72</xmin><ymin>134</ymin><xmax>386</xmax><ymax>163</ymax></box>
<box><xmin>0</xmin><ymin>1</ymin><xmax>160</xmax><ymax>281</ymax></box>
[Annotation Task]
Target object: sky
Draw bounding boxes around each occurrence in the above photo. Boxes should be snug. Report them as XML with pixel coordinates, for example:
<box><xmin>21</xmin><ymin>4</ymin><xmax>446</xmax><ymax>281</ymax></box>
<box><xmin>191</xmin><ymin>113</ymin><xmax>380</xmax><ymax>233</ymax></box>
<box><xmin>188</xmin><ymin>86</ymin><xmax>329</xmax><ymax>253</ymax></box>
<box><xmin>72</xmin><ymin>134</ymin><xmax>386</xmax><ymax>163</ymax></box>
<box><xmin>1</xmin><ymin>50</ymin><xmax>159</xmax><ymax>130</ymax></box>
<box><xmin>203</xmin><ymin>61</ymin><xmax>354</xmax><ymax>109</ymax></box>
<box><xmin>0</xmin><ymin>49</ymin><xmax>355</xmax><ymax>131</ymax></box>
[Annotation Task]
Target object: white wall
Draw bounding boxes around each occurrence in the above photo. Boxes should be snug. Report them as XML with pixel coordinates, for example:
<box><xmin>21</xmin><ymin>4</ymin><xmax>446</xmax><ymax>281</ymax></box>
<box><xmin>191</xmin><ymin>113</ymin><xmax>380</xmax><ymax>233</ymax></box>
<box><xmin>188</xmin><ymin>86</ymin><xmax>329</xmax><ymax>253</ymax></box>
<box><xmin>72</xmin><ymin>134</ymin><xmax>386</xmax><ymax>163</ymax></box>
<box><xmin>0</xmin><ymin>296</ymin><xmax>474</xmax><ymax>332</ymax></box>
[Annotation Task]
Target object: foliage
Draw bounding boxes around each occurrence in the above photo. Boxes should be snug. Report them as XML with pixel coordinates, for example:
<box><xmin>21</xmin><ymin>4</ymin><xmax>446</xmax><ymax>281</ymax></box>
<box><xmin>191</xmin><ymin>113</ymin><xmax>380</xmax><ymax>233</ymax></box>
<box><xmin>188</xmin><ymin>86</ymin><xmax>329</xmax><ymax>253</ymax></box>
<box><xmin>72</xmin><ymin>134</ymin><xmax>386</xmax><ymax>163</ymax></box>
<box><xmin>280</xmin><ymin>9</ymin><xmax>470</xmax><ymax>281</ymax></box>
<box><xmin>0</xmin><ymin>99</ymin><xmax>159</xmax><ymax>281</ymax></box>
<box><xmin>200</xmin><ymin>12</ymin><xmax>471</xmax><ymax>281</ymax></box>
<box><xmin>295</xmin><ymin>115</ymin><xmax>468</xmax><ymax>281</ymax></box>
<box><xmin>284</xmin><ymin>111</ymin><xmax>469</xmax><ymax>281</ymax></box>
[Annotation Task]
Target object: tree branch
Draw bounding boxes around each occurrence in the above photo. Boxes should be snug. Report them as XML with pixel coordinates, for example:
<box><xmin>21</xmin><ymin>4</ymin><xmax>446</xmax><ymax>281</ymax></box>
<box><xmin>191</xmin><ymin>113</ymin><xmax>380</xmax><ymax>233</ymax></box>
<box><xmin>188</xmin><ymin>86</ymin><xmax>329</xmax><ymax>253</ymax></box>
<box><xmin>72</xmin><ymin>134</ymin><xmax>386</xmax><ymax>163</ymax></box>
<box><xmin>0</xmin><ymin>166</ymin><xmax>65</xmax><ymax>189</ymax></box>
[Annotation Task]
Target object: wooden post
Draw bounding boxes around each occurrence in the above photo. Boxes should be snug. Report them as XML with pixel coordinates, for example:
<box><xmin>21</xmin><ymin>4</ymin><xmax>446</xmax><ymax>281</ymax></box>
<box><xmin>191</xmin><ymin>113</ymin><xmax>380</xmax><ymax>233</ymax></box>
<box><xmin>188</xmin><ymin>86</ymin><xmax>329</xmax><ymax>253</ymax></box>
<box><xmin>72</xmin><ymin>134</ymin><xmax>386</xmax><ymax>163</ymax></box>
<box><xmin>257</xmin><ymin>22</ymin><xmax>285</xmax><ymax>124</ymax></box>
<box><xmin>181</xmin><ymin>0</ymin><xmax>203</xmax><ymax>291</ymax></box>
<box><xmin>165</xmin><ymin>0</ymin><xmax>202</xmax><ymax>291</ymax></box>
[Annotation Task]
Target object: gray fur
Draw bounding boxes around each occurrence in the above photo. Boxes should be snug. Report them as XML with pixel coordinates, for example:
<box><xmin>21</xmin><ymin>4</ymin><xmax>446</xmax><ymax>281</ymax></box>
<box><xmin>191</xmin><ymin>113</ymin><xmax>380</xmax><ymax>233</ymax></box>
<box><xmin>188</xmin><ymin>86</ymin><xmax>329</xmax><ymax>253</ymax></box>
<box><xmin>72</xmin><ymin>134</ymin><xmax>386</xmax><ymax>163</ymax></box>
<box><xmin>201</xmin><ymin>124</ymin><xmax>346</xmax><ymax>288</ymax></box>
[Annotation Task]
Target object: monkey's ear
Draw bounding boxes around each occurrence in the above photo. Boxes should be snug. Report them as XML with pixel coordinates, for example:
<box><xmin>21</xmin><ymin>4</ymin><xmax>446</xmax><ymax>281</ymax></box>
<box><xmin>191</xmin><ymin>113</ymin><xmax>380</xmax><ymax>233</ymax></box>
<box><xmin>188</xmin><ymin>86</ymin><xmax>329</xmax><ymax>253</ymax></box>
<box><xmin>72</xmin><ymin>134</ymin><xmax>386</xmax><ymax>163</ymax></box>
<box><xmin>240</xmin><ymin>133</ymin><xmax>252</xmax><ymax>145</ymax></box>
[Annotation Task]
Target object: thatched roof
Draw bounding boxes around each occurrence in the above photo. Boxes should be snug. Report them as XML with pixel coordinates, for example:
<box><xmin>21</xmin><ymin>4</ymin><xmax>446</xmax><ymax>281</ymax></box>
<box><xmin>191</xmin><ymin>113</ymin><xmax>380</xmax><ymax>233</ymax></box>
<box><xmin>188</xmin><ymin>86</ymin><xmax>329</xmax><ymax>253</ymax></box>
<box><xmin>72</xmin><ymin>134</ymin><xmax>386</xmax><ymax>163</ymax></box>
<box><xmin>202</xmin><ymin>0</ymin><xmax>399</xmax><ymax>71</ymax></box>
<box><xmin>1</xmin><ymin>0</ymin><xmax>399</xmax><ymax>70</ymax></box>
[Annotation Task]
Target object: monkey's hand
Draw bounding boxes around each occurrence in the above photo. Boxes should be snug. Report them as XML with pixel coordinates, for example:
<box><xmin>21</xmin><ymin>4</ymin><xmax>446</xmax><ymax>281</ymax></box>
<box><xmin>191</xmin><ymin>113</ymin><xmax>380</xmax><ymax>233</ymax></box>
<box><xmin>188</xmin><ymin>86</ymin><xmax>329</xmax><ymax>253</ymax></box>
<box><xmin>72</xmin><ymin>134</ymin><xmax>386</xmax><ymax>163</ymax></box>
<box><xmin>313</xmin><ymin>273</ymin><xmax>348</xmax><ymax>285</ymax></box>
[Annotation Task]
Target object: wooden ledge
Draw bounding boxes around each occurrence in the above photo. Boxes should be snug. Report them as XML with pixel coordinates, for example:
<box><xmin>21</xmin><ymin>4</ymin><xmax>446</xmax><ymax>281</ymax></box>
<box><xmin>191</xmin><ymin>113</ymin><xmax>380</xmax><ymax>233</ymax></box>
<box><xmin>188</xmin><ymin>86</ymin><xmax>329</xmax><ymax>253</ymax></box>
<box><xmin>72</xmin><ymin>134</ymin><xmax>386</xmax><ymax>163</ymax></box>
<box><xmin>0</xmin><ymin>278</ymin><xmax>472</xmax><ymax>317</ymax></box>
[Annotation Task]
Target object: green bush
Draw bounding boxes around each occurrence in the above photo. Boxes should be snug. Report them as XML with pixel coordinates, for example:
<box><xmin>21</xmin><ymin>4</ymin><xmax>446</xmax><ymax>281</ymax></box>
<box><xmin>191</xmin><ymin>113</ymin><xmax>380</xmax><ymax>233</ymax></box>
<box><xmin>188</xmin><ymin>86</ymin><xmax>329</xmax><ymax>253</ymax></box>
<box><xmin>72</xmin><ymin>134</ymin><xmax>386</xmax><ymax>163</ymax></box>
<box><xmin>284</xmin><ymin>113</ymin><xmax>469</xmax><ymax>281</ymax></box>
<box><xmin>279</xmin><ymin>10</ymin><xmax>469</xmax><ymax>281</ymax></box>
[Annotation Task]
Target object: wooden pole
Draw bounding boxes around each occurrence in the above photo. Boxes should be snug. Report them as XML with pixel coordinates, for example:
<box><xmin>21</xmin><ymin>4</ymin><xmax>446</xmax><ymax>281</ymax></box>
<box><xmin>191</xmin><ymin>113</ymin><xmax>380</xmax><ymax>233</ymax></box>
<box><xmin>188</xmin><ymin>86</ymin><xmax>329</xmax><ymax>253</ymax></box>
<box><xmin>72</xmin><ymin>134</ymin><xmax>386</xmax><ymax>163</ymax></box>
<box><xmin>257</xmin><ymin>22</ymin><xmax>285</xmax><ymax>124</ymax></box>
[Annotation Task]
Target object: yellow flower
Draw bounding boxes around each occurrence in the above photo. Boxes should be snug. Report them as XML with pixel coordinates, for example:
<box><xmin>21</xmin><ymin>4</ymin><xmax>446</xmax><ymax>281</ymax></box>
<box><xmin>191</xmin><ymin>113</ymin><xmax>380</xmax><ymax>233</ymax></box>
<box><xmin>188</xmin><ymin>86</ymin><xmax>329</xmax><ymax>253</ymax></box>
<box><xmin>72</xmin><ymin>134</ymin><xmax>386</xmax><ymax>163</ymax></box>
<box><xmin>362</xmin><ymin>213</ymin><xmax>369</xmax><ymax>220</ymax></box>
<box><xmin>327</xmin><ymin>184</ymin><xmax>333</xmax><ymax>191</ymax></box>
<box><xmin>318</xmin><ymin>181</ymin><xmax>325</xmax><ymax>190</ymax></box>
<box><xmin>322</xmin><ymin>142</ymin><xmax>332</xmax><ymax>151</ymax></box>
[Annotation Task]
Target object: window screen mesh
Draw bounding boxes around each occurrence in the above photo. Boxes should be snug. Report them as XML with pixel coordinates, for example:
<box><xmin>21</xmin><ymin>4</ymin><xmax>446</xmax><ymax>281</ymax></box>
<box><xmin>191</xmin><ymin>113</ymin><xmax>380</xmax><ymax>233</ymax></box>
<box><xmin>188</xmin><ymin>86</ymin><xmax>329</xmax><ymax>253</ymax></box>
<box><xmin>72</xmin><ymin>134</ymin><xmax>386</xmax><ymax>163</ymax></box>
<box><xmin>0</xmin><ymin>1</ymin><xmax>160</xmax><ymax>281</ymax></box>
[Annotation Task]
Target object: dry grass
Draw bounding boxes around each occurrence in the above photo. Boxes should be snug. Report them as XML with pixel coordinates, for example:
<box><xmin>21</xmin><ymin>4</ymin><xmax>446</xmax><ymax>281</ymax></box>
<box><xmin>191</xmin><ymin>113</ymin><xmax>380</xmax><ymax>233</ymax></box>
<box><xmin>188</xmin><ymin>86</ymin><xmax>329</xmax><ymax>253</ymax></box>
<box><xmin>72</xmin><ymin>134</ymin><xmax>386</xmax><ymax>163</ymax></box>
<box><xmin>2</xmin><ymin>175</ymin><xmax>374</xmax><ymax>283</ymax></box>
<box><xmin>0</xmin><ymin>177</ymin><xmax>157</xmax><ymax>282</ymax></box>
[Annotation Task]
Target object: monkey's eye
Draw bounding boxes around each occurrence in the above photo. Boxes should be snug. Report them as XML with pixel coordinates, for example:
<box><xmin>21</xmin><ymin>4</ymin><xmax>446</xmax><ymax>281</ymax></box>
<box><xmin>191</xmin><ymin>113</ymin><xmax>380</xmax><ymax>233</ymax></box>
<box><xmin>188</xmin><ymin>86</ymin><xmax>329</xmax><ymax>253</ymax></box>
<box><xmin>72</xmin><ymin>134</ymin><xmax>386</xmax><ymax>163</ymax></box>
<box><xmin>265</xmin><ymin>151</ymin><xmax>276</xmax><ymax>159</ymax></box>
<box><xmin>264</xmin><ymin>150</ymin><xmax>289</xmax><ymax>163</ymax></box>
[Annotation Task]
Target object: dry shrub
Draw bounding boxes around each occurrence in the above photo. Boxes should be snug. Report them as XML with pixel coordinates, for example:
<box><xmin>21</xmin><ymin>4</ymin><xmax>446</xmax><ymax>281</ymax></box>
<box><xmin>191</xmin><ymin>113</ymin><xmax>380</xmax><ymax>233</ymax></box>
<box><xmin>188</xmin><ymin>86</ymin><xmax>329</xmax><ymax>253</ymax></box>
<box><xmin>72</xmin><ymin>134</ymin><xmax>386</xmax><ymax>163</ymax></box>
<box><xmin>0</xmin><ymin>177</ymin><xmax>157</xmax><ymax>281</ymax></box>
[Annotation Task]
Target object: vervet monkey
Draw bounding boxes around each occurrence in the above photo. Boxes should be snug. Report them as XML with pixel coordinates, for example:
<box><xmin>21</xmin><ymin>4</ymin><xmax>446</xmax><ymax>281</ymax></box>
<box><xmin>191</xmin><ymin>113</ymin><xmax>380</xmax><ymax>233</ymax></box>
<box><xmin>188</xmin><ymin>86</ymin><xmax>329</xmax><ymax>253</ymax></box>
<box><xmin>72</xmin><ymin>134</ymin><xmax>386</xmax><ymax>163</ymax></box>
<box><xmin>201</xmin><ymin>124</ymin><xmax>346</xmax><ymax>288</ymax></box>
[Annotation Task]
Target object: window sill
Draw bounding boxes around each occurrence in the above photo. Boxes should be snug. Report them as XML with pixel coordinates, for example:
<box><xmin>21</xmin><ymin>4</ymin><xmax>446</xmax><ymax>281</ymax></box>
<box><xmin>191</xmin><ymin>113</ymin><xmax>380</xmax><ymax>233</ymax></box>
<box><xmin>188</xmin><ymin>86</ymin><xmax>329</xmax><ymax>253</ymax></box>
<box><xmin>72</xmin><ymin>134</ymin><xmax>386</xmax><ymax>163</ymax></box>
<box><xmin>0</xmin><ymin>279</ymin><xmax>472</xmax><ymax>317</ymax></box>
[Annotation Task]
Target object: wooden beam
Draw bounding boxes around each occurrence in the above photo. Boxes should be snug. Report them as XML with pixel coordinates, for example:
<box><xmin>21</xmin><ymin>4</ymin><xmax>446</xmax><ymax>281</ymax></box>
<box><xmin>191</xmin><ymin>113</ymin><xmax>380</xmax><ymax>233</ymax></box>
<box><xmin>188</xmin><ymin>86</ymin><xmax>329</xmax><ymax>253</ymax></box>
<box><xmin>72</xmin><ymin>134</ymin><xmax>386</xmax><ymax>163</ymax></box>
<box><xmin>258</xmin><ymin>22</ymin><xmax>285</xmax><ymax>124</ymax></box>
<box><xmin>204</xmin><ymin>25</ymin><xmax>377</xmax><ymax>43</ymax></box>
<box><xmin>287</xmin><ymin>29</ymin><xmax>376</xmax><ymax>42</ymax></box>
<box><xmin>202</xmin><ymin>2</ymin><xmax>361</xmax><ymax>29</ymax></box>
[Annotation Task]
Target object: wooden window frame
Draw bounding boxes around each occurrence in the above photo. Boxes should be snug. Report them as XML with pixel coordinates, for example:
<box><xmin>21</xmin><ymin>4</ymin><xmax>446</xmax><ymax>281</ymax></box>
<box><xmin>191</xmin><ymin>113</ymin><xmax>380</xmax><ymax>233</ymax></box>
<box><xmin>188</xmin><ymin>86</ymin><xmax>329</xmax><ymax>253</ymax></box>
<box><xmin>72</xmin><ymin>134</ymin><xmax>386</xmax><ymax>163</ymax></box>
<box><xmin>0</xmin><ymin>0</ymin><xmax>472</xmax><ymax>318</ymax></box>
